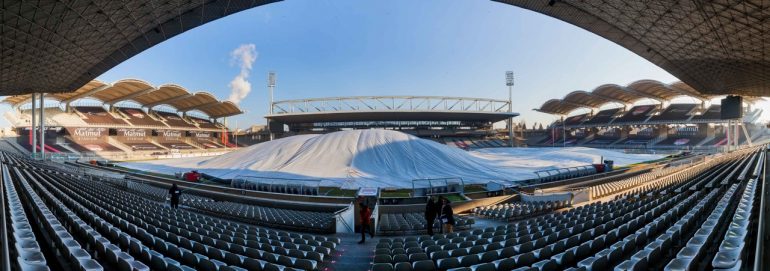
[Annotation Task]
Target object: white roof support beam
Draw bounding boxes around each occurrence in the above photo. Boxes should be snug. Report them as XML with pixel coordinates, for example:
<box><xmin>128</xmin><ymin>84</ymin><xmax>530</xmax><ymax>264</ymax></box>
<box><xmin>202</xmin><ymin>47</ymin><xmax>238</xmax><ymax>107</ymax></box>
<box><xmin>61</xmin><ymin>84</ymin><xmax>112</xmax><ymax>104</ymax></box>
<box><xmin>561</xmin><ymin>100</ymin><xmax>590</xmax><ymax>109</ymax></box>
<box><xmin>620</xmin><ymin>87</ymin><xmax>666</xmax><ymax>104</ymax></box>
<box><xmin>9</xmin><ymin>94</ymin><xmax>56</xmax><ymax>109</ymax></box>
<box><xmin>104</xmin><ymin>87</ymin><xmax>156</xmax><ymax>105</ymax></box>
<box><xmin>589</xmin><ymin>93</ymin><xmax>629</xmax><ymax>108</ymax></box>
<box><xmin>179</xmin><ymin>101</ymin><xmax>220</xmax><ymax>113</ymax></box>
<box><xmin>559</xmin><ymin>100</ymin><xmax>594</xmax><ymax>115</ymax></box>
<box><xmin>215</xmin><ymin>112</ymin><xmax>243</xmax><ymax>118</ymax></box>
<box><xmin>145</xmin><ymin>93</ymin><xmax>193</xmax><ymax>108</ymax></box>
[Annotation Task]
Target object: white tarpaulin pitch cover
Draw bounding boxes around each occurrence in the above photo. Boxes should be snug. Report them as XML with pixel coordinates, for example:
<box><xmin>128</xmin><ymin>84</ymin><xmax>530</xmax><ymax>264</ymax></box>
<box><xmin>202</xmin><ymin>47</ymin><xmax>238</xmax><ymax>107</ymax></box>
<box><xmin>119</xmin><ymin>130</ymin><xmax>663</xmax><ymax>188</ymax></box>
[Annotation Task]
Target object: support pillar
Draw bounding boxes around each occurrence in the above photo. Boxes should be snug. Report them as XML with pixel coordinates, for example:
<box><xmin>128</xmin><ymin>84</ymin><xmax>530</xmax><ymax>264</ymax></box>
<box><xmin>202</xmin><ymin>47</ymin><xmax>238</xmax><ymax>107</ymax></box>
<box><xmin>726</xmin><ymin>121</ymin><xmax>732</xmax><ymax>152</ymax></box>
<box><xmin>735</xmin><ymin>121</ymin><xmax>741</xmax><ymax>148</ymax></box>
<box><xmin>561</xmin><ymin>116</ymin><xmax>566</xmax><ymax>148</ymax></box>
<box><xmin>31</xmin><ymin>93</ymin><xmax>37</xmax><ymax>157</ymax></box>
<box><xmin>741</xmin><ymin>122</ymin><xmax>754</xmax><ymax>147</ymax></box>
<box><xmin>39</xmin><ymin>94</ymin><xmax>45</xmax><ymax>159</ymax></box>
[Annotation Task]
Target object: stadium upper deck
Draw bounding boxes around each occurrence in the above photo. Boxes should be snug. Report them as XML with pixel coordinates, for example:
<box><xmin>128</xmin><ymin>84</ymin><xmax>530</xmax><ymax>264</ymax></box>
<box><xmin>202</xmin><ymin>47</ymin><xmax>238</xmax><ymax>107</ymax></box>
<box><xmin>529</xmin><ymin>80</ymin><xmax>769</xmax><ymax>149</ymax></box>
<box><xmin>266</xmin><ymin>96</ymin><xmax>518</xmax><ymax>135</ymax></box>
<box><xmin>2</xmin><ymin>79</ymin><xmax>242</xmax><ymax>158</ymax></box>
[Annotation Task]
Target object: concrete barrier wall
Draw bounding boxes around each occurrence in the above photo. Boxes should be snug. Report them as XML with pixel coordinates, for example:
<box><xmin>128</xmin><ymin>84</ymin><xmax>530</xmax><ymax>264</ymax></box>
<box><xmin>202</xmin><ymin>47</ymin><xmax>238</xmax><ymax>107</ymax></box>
<box><xmin>520</xmin><ymin>192</ymin><xmax>573</xmax><ymax>204</ymax></box>
<box><xmin>73</xmin><ymin>161</ymin><xmax>355</xmax><ymax>208</ymax></box>
<box><xmin>335</xmin><ymin>203</ymin><xmax>355</xmax><ymax>233</ymax></box>
<box><xmin>378</xmin><ymin>195</ymin><xmax>512</xmax><ymax>215</ymax></box>
<box><xmin>452</xmin><ymin>195</ymin><xmax>512</xmax><ymax>214</ymax></box>
<box><xmin>572</xmin><ymin>189</ymin><xmax>590</xmax><ymax>204</ymax></box>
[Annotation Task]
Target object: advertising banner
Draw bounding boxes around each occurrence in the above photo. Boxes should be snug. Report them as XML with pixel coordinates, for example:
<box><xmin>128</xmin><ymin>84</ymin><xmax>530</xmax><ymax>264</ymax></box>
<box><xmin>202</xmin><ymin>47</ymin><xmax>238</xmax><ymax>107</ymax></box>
<box><xmin>66</xmin><ymin>127</ymin><xmax>107</xmax><ymax>142</ymax></box>
<box><xmin>156</xmin><ymin>129</ymin><xmax>184</xmax><ymax>141</ymax></box>
<box><xmin>117</xmin><ymin>128</ymin><xmax>148</xmax><ymax>142</ymax></box>
<box><xmin>190</xmin><ymin>131</ymin><xmax>211</xmax><ymax>139</ymax></box>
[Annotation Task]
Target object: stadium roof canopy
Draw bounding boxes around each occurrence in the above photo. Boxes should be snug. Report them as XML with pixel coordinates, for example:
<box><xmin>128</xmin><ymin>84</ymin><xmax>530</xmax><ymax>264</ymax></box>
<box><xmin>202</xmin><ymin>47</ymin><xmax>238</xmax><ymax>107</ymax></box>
<box><xmin>267</xmin><ymin>111</ymin><xmax>519</xmax><ymax>124</ymax></box>
<box><xmin>0</xmin><ymin>0</ymin><xmax>278</xmax><ymax>96</ymax></box>
<box><xmin>501</xmin><ymin>0</ymin><xmax>770</xmax><ymax>97</ymax></box>
<box><xmin>1</xmin><ymin>0</ymin><xmax>769</xmax><ymax>98</ymax></box>
<box><xmin>267</xmin><ymin>96</ymin><xmax>518</xmax><ymax>124</ymax></box>
<box><xmin>536</xmin><ymin>79</ymin><xmax>763</xmax><ymax>115</ymax></box>
<box><xmin>1</xmin><ymin>79</ymin><xmax>242</xmax><ymax>118</ymax></box>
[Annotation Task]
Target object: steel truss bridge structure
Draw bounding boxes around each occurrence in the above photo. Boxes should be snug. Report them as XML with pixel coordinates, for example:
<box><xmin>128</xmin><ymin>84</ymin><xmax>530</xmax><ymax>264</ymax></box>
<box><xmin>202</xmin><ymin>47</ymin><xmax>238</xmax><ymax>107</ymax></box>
<box><xmin>271</xmin><ymin>96</ymin><xmax>512</xmax><ymax>115</ymax></box>
<box><xmin>265</xmin><ymin>96</ymin><xmax>519</xmax><ymax>134</ymax></box>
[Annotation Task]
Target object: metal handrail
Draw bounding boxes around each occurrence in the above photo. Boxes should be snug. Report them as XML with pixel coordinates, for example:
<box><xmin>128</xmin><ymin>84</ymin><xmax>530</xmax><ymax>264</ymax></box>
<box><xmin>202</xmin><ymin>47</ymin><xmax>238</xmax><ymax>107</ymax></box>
<box><xmin>335</xmin><ymin>212</ymin><xmax>353</xmax><ymax>233</ymax></box>
<box><xmin>1</xmin><ymin>162</ymin><xmax>12</xmax><ymax>271</ymax></box>
<box><xmin>334</xmin><ymin>203</ymin><xmax>354</xmax><ymax>233</ymax></box>
<box><xmin>754</xmin><ymin>146</ymin><xmax>768</xmax><ymax>271</ymax></box>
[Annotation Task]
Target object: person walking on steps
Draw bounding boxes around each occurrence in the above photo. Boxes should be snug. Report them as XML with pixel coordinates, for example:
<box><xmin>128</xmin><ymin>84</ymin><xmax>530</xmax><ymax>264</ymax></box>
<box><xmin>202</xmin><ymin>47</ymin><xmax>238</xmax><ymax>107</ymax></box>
<box><xmin>425</xmin><ymin>196</ymin><xmax>439</xmax><ymax>235</ymax></box>
<box><xmin>437</xmin><ymin>196</ymin><xmax>446</xmax><ymax>234</ymax></box>
<box><xmin>440</xmin><ymin>197</ymin><xmax>455</xmax><ymax>233</ymax></box>
<box><xmin>358</xmin><ymin>202</ymin><xmax>374</xmax><ymax>244</ymax></box>
<box><xmin>169</xmin><ymin>183</ymin><xmax>182</xmax><ymax>209</ymax></box>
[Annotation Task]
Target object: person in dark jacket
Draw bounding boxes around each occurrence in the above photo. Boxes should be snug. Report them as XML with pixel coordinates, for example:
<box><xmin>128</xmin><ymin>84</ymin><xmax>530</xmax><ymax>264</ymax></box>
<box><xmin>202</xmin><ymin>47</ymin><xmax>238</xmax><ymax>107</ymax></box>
<box><xmin>437</xmin><ymin>196</ymin><xmax>446</xmax><ymax>233</ymax></box>
<box><xmin>425</xmin><ymin>196</ymin><xmax>440</xmax><ymax>235</ymax></box>
<box><xmin>440</xmin><ymin>197</ymin><xmax>455</xmax><ymax>233</ymax></box>
<box><xmin>358</xmin><ymin>202</ymin><xmax>374</xmax><ymax>244</ymax></box>
<box><xmin>169</xmin><ymin>184</ymin><xmax>181</xmax><ymax>209</ymax></box>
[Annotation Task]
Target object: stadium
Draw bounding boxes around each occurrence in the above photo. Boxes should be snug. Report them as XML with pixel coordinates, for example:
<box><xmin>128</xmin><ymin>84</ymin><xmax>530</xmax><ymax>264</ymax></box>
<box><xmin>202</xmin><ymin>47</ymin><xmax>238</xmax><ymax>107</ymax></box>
<box><xmin>1</xmin><ymin>79</ymin><xmax>242</xmax><ymax>160</ymax></box>
<box><xmin>527</xmin><ymin>79</ymin><xmax>769</xmax><ymax>151</ymax></box>
<box><xmin>1</xmin><ymin>1</ymin><xmax>770</xmax><ymax>271</ymax></box>
<box><xmin>265</xmin><ymin>95</ymin><xmax>518</xmax><ymax>147</ymax></box>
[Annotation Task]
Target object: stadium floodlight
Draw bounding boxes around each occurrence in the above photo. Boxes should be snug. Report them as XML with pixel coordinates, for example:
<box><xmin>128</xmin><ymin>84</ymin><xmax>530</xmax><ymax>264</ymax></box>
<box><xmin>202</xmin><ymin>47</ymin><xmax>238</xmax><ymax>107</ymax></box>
<box><xmin>268</xmin><ymin>72</ymin><xmax>276</xmax><ymax>88</ymax></box>
<box><xmin>268</xmin><ymin>71</ymin><xmax>276</xmax><ymax>141</ymax></box>
<box><xmin>505</xmin><ymin>71</ymin><xmax>514</xmax><ymax>147</ymax></box>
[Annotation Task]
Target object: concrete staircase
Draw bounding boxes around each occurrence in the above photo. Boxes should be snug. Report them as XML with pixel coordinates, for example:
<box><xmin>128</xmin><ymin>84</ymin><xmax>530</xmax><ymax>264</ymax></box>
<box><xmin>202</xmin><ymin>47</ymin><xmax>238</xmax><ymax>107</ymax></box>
<box><xmin>183</xmin><ymin>138</ymin><xmax>205</xmax><ymax>150</ymax></box>
<box><xmin>650</xmin><ymin>133</ymin><xmax>668</xmax><ymax>146</ymax></box>
<box><xmin>609</xmin><ymin>136</ymin><xmax>626</xmax><ymax>146</ymax></box>
<box><xmin>55</xmin><ymin>143</ymin><xmax>81</xmax><ymax>154</ymax></box>
<box><xmin>106</xmin><ymin>137</ymin><xmax>133</xmax><ymax>154</ymax></box>
<box><xmin>578</xmin><ymin>134</ymin><xmax>595</xmax><ymax>145</ymax></box>
<box><xmin>696</xmin><ymin>135</ymin><xmax>715</xmax><ymax>147</ymax></box>
<box><xmin>147</xmin><ymin>138</ymin><xmax>169</xmax><ymax>150</ymax></box>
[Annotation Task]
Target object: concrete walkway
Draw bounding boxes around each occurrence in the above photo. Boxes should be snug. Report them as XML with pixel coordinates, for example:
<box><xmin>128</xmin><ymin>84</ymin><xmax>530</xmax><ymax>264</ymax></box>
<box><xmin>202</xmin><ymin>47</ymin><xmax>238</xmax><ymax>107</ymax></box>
<box><xmin>327</xmin><ymin>232</ymin><xmax>379</xmax><ymax>271</ymax></box>
<box><xmin>327</xmin><ymin>216</ymin><xmax>503</xmax><ymax>271</ymax></box>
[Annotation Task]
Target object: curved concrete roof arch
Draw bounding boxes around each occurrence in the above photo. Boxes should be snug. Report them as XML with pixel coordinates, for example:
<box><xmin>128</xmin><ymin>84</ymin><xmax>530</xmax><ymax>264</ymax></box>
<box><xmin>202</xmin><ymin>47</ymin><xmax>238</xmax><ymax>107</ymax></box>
<box><xmin>1</xmin><ymin>0</ymin><xmax>769</xmax><ymax>97</ymax></box>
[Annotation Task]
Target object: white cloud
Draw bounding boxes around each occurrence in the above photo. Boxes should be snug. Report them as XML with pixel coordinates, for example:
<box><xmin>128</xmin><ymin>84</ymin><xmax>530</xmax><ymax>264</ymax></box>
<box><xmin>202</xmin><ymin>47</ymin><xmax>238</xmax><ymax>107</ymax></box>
<box><xmin>227</xmin><ymin>44</ymin><xmax>258</xmax><ymax>105</ymax></box>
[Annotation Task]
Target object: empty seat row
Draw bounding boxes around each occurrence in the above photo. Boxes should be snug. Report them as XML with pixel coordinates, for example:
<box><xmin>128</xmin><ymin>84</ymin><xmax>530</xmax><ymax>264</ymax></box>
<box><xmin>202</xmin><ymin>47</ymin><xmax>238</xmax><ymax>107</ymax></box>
<box><xmin>186</xmin><ymin>200</ymin><xmax>336</xmax><ymax>233</ymax></box>
<box><xmin>13</xmin><ymin>167</ymin><xmax>104</xmax><ymax>271</ymax></box>
<box><xmin>377</xmin><ymin>212</ymin><xmax>474</xmax><ymax>235</ymax></box>
<box><xmin>471</xmin><ymin>200</ymin><xmax>567</xmax><ymax>221</ymax></box>
<box><xmin>373</xmin><ymin>146</ymin><xmax>768</xmax><ymax>271</ymax></box>
<box><xmin>2</xmin><ymin>152</ymin><xmax>340</xmax><ymax>271</ymax></box>
<box><xmin>124</xmin><ymin>181</ymin><xmax>213</xmax><ymax>203</ymax></box>
<box><xmin>39</xmin><ymin>169</ymin><xmax>323</xmax><ymax>271</ymax></box>
<box><xmin>711</xmin><ymin>178</ymin><xmax>758</xmax><ymax>270</ymax></box>
<box><xmin>3</xmin><ymin>163</ymin><xmax>50</xmax><ymax>270</ymax></box>
<box><xmin>586</xmin><ymin>164</ymin><xmax>683</xmax><ymax>199</ymax></box>
<box><xmin>663</xmin><ymin>183</ymin><xmax>740</xmax><ymax>270</ymax></box>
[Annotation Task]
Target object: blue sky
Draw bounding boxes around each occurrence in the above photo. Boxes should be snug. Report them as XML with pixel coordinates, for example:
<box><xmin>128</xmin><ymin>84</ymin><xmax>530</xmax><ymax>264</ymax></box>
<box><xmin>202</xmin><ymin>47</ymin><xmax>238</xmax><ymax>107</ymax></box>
<box><xmin>7</xmin><ymin>0</ymin><xmax>766</xmax><ymax>129</ymax></box>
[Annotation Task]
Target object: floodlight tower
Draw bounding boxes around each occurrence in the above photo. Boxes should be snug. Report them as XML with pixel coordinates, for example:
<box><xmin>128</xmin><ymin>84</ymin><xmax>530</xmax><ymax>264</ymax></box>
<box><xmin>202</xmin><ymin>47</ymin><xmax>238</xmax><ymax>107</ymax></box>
<box><xmin>506</xmin><ymin>71</ymin><xmax>514</xmax><ymax>147</ymax></box>
<box><xmin>268</xmin><ymin>72</ymin><xmax>276</xmax><ymax>141</ymax></box>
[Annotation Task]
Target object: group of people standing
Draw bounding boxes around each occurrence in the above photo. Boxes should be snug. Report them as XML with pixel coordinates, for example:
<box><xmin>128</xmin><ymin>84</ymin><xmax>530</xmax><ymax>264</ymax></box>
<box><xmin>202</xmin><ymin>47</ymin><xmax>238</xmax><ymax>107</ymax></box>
<box><xmin>425</xmin><ymin>196</ymin><xmax>454</xmax><ymax>235</ymax></box>
<box><xmin>356</xmin><ymin>196</ymin><xmax>454</xmax><ymax>244</ymax></box>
